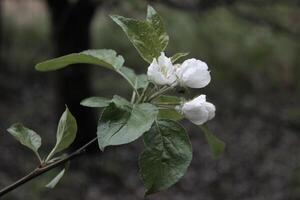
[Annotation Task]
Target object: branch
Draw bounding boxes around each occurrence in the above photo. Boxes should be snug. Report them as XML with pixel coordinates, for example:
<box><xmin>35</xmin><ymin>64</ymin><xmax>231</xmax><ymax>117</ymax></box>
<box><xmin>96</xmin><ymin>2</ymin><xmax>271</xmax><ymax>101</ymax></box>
<box><xmin>0</xmin><ymin>137</ymin><xmax>98</xmax><ymax>197</ymax></box>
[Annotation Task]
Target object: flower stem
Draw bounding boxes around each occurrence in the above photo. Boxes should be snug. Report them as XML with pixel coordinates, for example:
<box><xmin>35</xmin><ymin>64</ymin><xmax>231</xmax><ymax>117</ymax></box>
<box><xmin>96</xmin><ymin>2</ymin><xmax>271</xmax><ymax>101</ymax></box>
<box><xmin>130</xmin><ymin>90</ymin><xmax>136</xmax><ymax>103</ymax></box>
<box><xmin>148</xmin><ymin>86</ymin><xmax>174</xmax><ymax>102</ymax></box>
<box><xmin>137</xmin><ymin>83</ymin><xmax>150</xmax><ymax>103</ymax></box>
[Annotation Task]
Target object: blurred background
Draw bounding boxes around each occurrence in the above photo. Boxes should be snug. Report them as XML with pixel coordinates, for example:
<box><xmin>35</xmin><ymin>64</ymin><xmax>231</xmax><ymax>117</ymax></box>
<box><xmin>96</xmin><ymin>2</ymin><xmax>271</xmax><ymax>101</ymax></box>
<box><xmin>0</xmin><ymin>0</ymin><xmax>300</xmax><ymax>199</ymax></box>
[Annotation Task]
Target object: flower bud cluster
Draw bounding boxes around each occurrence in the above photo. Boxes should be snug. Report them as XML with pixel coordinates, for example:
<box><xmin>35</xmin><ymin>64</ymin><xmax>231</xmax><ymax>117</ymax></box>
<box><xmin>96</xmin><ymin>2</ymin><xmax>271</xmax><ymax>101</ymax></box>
<box><xmin>147</xmin><ymin>52</ymin><xmax>215</xmax><ymax>125</ymax></box>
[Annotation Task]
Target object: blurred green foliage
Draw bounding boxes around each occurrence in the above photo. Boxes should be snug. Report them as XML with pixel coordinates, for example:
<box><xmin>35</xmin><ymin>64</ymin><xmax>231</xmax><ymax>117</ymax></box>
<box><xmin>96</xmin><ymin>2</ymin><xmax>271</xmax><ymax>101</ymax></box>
<box><xmin>93</xmin><ymin>2</ymin><xmax>300</xmax><ymax>94</ymax></box>
<box><xmin>2</xmin><ymin>0</ymin><xmax>300</xmax><ymax>93</ymax></box>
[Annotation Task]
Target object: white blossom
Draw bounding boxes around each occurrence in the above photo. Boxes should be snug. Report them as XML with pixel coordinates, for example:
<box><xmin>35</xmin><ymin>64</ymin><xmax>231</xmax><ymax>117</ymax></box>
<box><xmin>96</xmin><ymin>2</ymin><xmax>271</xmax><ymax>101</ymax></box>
<box><xmin>147</xmin><ymin>52</ymin><xmax>177</xmax><ymax>86</ymax></box>
<box><xmin>181</xmin><ymin>95</ymin><xmax>215</xmax><ymax>125</ymax></box>
<box><xmin>176</xmin><ymin>58</ymin><xmax>211</xmax><ymax>88</ymax></box>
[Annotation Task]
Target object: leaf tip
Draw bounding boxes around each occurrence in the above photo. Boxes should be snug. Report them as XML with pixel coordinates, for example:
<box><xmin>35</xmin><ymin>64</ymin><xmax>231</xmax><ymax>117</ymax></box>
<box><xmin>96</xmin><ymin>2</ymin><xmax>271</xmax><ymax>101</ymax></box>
<box><xmin>34</xmin><ymin>62</ymin><xmax>42</xmax><ymax>71</ymax></box>
<box><xmin>147</xmin><ymin>4</ymin><xmax>155</xmax><ymax>12</ymax></box>
<box><xmin>64</xmin><ymin>104</ymin><xmax>69</xmax><ymax>110</ymax></box>
<box><xmin>98</xmin><ymin>139</ymin><xmax>105</xmax><ymax>152</ymax></box>
<box><xmin>109</xmin><ymin>14</ymin><xmax>116</xmax><ymax>19</ymax></box>
<box><xmin>35</xmin><ymin>61</ymin><xmax>50</xmax><ymax>72</ymax></box>
<box><xmin>110</xmin><ymin>14</ymin><xmax>122</xmax><ymax>22</ymax></box>
<box><xmin>79</xmin><ymin>100</ymin><xmax>85</xmax><ymax>107</ymax></box>
<box><xmin>212</xmin><ymin>141</ymin><xmax>226</xmax><ymax>159</ymax></box>
<box><xmin>199</xmin><ymin>125</ymin><xmax>226</xmax><ymax>159</ymax></box>
<box><xmin>45</xmin><ymin>168</ymin><xmax>66</xmax><ymax>189</ymax></box>
<box><xmin>7</xmin><ymin>123</ymin><xmax>23</xmax><ymax>134</ymax></box>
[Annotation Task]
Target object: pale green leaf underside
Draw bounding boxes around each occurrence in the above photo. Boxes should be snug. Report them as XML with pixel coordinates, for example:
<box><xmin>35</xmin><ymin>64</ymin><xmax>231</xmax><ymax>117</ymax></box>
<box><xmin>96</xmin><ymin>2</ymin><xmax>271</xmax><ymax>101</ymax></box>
<box><xmin>80</xmin><ymin>97</ymin><xmax>111</xmax><ymax>108</ymax></box>
<box><xmin>111</xmin><ymin>5</ymin><xmax>169</xmax><ymax>63</ymax></box>
<box><xmin>136</xmin><ymin>74</ymin><xmax>148</xmax><ymax>89</ymax></box>
<box><xmin>35</xmin><ymin>49</ymin><xmax>124</xmax><ymax>71</ymax></box>
<box><xmin>97</xmin><ymin>99</ymin><xmax>158</xmax><ymax>150</ymax></box>
<box><xmin>7</xmin><ymin>123</ymin><xmax>41</xmax><ymax>154</ymax></box>
<box><xmin>171</xmin><ymin>52</ymin><xmax>189</xmax><ymax>63</ymax></box>
<box><xmin>200</xmin><ymin>125</ymin><xmax>225</xmax><ymax>159</ymax></box>
<box><xmin>46</xmin><ymin>168</ymin><xmax>65</xmax><ymax>189</ymax></box>
<box><xmin>118</xmin><ymin>67</ymin><xmax>148</xmax><ymax>90</ymax></box>
<box><xmin>139</xmin><ymin>119</ymin><xmax>192</xmax><ymax>195</ymax></box>
<box><xmin>81</xmin><ymin>95</ymin><xmax>131</xmax><ymax>109</ymax></box>
<box><xmin>35</xmin><ymin>49</ymin><xmax>146</xmax><ymax>91</ymax></box>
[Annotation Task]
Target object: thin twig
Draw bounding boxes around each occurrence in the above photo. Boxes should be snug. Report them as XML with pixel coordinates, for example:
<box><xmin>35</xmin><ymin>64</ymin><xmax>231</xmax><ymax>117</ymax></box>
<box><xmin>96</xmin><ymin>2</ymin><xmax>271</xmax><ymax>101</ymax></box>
<box><xmin>148</xmin><ymin>86</ymin><xmax>174</xmax><ymax>102</ymax></box>
<box><xmin>0</xmin><ymin>137</ymin><xmax>98</xmax><ymax>197</ymax></box>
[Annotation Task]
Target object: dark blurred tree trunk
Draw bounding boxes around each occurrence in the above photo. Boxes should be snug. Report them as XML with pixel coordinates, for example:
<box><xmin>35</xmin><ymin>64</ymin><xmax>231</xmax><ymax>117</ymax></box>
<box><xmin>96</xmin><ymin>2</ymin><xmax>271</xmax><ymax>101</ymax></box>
<box><xmin>0</xmin><ymin>0</ymin><xmax>5</xmax><ymax>92</ymax></box>
<box><xmin>46</xmin><ymin>0</ymin><xmax>99</xmax><ymax>150</ymax></box>
<box><xmin>0</xmin><ymin>0</ymin><xmax>2</xmax><ymax>65</ymax></box>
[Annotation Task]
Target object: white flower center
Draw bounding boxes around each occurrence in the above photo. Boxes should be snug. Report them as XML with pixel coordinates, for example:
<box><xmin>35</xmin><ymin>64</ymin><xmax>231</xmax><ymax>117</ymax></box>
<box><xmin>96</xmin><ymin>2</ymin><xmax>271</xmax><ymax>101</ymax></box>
<box><xmin>160</xmin><ymin>65</ymin><xmax>168</xmax><ymax>77</ymax></box>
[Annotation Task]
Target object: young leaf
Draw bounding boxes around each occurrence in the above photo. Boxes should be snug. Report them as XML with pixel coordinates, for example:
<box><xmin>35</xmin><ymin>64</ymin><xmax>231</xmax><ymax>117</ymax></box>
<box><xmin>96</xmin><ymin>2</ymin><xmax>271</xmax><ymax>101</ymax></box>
<box><xmin>199</xmin><ymin>125</ymin><xmax>225</xmax><ymax>159</ymax></box>
<box><xmin>118</xmin><ymin>66</ymin><xmax>148</xmax><ymax>90</ymax></box>
<box><xmin>136</xmin><ymin>74</ymin><xmax>148</xmax><ymax>90</ymax></box>
<box><xmin>35</xmin><ymin>49</ymin><xmax>139</xmax><ymax>92</ymax></box>
<box><xmin>111</xmin><ymin>6</ymin><xmax>169</xmax><ymax>63</ymax></box>
<box><xmin>111</xmin><ymin>95</ymin><xmax>132</xmax><ymax>110</ymax></box>
<box><xmin>80</xmin><ymin>97</ymin><xmax>111</xmax><ymax>108</ymax></box>
<box><xmin>35</xmin><ymin>49</ymin><xmax>124</xmax><ymax>71</ymax></box>
<box><xmin>157</xmin><ymin>109</ymin><xmax>183</xmax><ymax>121</ymax></box>
<box><xmin>45</xmin><ymin>168</ymin><xmax>65</xmax><ymax>189</ymax></box>
<box><xmin>153</xmin><ymin>95</ymin><xmax>183</xmax><ymax>121</ymax></box>
<box><xmin>81</xmin><ymin>95</ymin><xmax>131</xmax><ymax>109</ymax></box>
<box><xmin>46</xmin><ymin>107</ymin><xmax>77</xmax><ymax>161</ymax></box>
<box><xmin>153</xmin><ymin>95</ymin><xmax>182</xmax><ymax>104</ymax></box>
<box><xmin>97</xmin><ymin>100</ymin><xmax>158</xmax><ymax>150</ymax></box>
<box><xmin>139</xmin><ymin>119</ymin><xmax>192</xmax><ymax>195</ymax></box>
<box><xmin>171</xmin><ymin>52</ymin><xmax>189</xmax><ymax>63</ymax></box>
<box><xmin>7</xmin><ymin>123</ymin><xmax>42</xmax><ymax>157</ymax></box>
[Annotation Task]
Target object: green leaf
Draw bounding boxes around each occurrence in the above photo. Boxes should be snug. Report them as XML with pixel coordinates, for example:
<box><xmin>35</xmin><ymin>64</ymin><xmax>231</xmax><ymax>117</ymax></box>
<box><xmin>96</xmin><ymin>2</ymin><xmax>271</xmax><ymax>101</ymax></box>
<box><xmin>171</xmin><ymin>52</ymin><xmax>189</xmax><ymax>63</ymax></box>
<box><xmin>80</xmin><ymin>97</ymin><xmax>111</xmax><ymax>108</ymax></box>
<box><xmin>7</xmin><ymin>123</ymin><xmax>42</xmax><ymax>156</ymax></box>
<box><xmin>35</xmin><ymin>49</ymin><xmax>124</xmax><ymax>71</ymax></box>
<box><xmin>54</xmin><ymin>107</ymin><xmax>77</xmax><ymax>153</ymax></box>
<box><xmin>158</xmin><ymin>109</ymin><xmax>183</xmax><ymax>121</ymax></box>
<box><xmin>97</xmin><ymin>100</ymin><xmax>158</xmax><ymax>150</ymax></box>
<box><xmin>118</xmin><ymin>66</ymin><xmax>148</xmax><ymax>90</ymax></box>
<box><xmin>199</xmin><ymin>125</ymin><xmax>225</xmax><ymax>159</ymax></box>
<box><xmin>46</xmin><ymin>107</ymin><xmax>77</xmax><ymax>161</ymax></box>
<box><xmin>110</xmin><ymin>95</ymin><xmax>132</xmax><ymax>110</ymax></box>
<box><xmin>139</xmin><ymin>119</ymin><xmax>192</xmax><ymax>195</ymax></box>
<box><xmin>153</xmin><ymin>95</ymin><xmax>183</xmax><ymax>121</ymax></box>
<box><xmin>111</xmin><ymin>6</ymin><xmax>169</xmax><ymax>63</ymax></box>
<box><xmin>35</xmin><ymin>49</ymin><xmax>141</xmax><ymax>92</ymax></box>
<box><xmin>153</xmin><ymin>95</ymin><xmax>182</xmax><ymax>104</ymax></box>
<box><xmin>118</xmin><ymin>66</ymin><xmax>137</xmax><ymax>87</ymax></box>
<box><xmin>136</xmin><ymin>74</ymin><xmax>148</xmax><ymax>90</ymax></box>
<box><xmin>45</xmin><ymin>168</ymin><xmax>65</xmax><ymax>189</ymax></box>
<box><xmin>81</xmin><ymin>95</ymin><xmax>134</xmax><ymax>109</ymax></box>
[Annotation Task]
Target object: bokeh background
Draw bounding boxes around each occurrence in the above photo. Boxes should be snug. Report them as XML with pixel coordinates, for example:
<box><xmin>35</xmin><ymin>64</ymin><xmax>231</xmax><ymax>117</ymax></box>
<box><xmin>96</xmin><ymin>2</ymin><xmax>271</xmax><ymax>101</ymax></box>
<box><xmin>1</xmin><ymin>0</ymin><xmax>300</xmax><ymax>199</ymax></box>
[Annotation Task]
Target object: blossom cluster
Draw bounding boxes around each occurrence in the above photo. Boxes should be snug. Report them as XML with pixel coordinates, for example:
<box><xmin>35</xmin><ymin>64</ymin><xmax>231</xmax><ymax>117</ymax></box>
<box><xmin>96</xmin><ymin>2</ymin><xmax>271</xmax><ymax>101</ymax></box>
<box><xmin>147</xmin><ymin>52</ymin><xmax>216</xmax><ymax>125</ymax></box>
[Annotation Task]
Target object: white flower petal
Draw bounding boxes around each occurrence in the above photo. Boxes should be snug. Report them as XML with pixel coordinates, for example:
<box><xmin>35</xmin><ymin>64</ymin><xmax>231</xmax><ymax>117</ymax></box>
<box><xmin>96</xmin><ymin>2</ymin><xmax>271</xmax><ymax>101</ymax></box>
<box><xmin>184</xmin><ymin>68</ymin><xmax>211</xmax><ymax>88</ymax></box>
<box><xmin>181</xmin><ymin>95</ymin><xmax>215</xmax><ymax>125</ymax></box>
<box><xmin>147</xmin><ymin>52</ymin><xmax>177</xmax><ymax>86</ymax></box>
<box><xmin>203</xmin><ymin>102</ymin><xmax>216</xmax><ymax>120</ymax></box>
<box><xmin>176</xmin><ymin>58</ymin><xmax>211</xmax><ymax>88</ymax></box>
<box><xmin>182</xmin><ymin>103</ymin><xmax>209</xmax><ymax>125</ymax></box>
<box><xmin>186</xmin><ymin>94</ymin><xmax>206</xmax><ymax>105</ymax></box>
